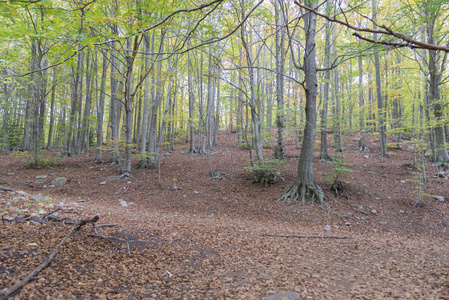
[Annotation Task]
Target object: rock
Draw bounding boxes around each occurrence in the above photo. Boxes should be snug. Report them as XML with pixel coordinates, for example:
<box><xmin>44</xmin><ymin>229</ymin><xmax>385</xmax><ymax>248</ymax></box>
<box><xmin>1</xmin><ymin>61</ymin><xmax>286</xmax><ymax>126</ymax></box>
<box><xmin>399</xmin><ymin>210</ymin><xmax>404</xmax><ymax>213</ymax></box>
<box><xmin>119</xmin><ymin>199</ymin><xmax>128</xmax><ymax>207</ymax></box>
<box><xmin>35</xmin><ymin>175</ymin><xmax>47</xmax><ymax>179</ymax></box>
<box><xmin>407</xmin><ymin>146</ymin><xmax>414</xmax><ymax>150</ymax></box>
<box><xmin>51</xmin><ymin>177</ymin><xmax>67</xmax><ymax>186</ymax></box>
<box><xmin>194</xmin><ymin>190</ymin><xmax>199</xmax><ymax>194</ymax></box>
<box><xmin>36</xmin><ymin>180</ymin><xmax>44</xmax><ymax>184</ymax></box>
<box><xmin>364</xmin><ymin>155</ymin><xmax>369</xmax><ymax>158</ymax></box>
<box><xmin>5</xmin><ymin>202</ymin><xmax>11</xmax><ymax>206</ymax></box>
<box><xmin>7</xmin><ymin>173</ymin><xmax>15</xmax><ymax>176</ymax></box>
<box><xmin>437</xmin><ymin>172</ymin><xmax>446</xmax><ymax>178</ymax></box>
<box><xmin>48</xmin><ymin>185</ymin><xmax>55</xmax><ymax>188</ymax></box>
<box><xmin>17</xmin><ymin>191</ymin><xmax>28</xmax><ymax>196</ymax></box>
<box><xmin>12</xmin><ymin>197</ymin><xmax>23</xmax><ymax>202</ymax></box>
<box><xmin>324</xmin><ymin>225</ymin><xmax>332</xmax><ymax>231</ymax></box>
<box><xmin>99</xmin><ymin>181</ymin><xmax>107</xmax><ymax>185</ymax></box>
<box><xmin>267</xmin><ymin>291</ymin><xmax>299</xmax><ymax>300</ymax></box>
<box><xmin>30</xmin><ymin>194</ymin><xmax>46</xmax><ymax>202</ymax></box>
<box><xmin>434</xmin><ymin>195</ymin><xmax>445</xmax><ymax>202</ymax></box>
<box><xmin>400</xmin><ymin>180</ymin><xmax>406</xmax><ymax>183</ymax></box>
<box><xmin>345</xmin><ymin>222</ymin><xmax>351</xmax><ymax>226</ymax></box>
<box><xmin>379</xmin><ymin>221</ymin><xmax>387</xmax><ymax>225</ymax></box>
<box><xmin>371</xmin><ymin>209</ymin><xmax>377</xmax><ymax>214</ymax></box>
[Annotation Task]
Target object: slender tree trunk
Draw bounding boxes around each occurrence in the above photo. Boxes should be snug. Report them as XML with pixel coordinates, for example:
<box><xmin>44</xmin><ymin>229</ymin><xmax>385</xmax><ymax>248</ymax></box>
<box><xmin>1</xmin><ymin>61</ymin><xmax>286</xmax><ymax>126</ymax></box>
<box><xmin>358</xmin><ymin>55</ymin><xmax>368</xmax><ymax>151</ymax></box>
<box><xmin>241</xmin><ymin>0</ymin><xmax>263</xmax><ymax>165</ymax></box>
<box><xmin>46</xmin><ymin>67</ymin><xmax>57</xmax><ymax>150</ymax></box>
<box><xmin>95</xmin><ymin>52</ymin><xmax>108</xmax><ymax>161</ymax></box>
<box><xmin>332</xmin><ymin>29</ymin><xmax>343</xmax><ymax>152</ymax></box>
<box><xmin>281</xmin><ymin>0</ymin><xmax>324</xmax><ymax>204</ymax></box>
<box><xmin>274</xmin><ymin>0</ymin><xmax>286</xmax><ymax>159</ymax></box>
<box><xmin>320</xmin><ymin>4</ymin><xmax>332</xmax><ymax>160</ymax></box>
<box><xmin>372</xmin><ymin>0</ymin><xmax>388</xmax><ymax>157</ymax></box>
<box><xmin>187</xmin><ymin>41</ymin><xmax>196</xmax><ymax>153</ymax></box>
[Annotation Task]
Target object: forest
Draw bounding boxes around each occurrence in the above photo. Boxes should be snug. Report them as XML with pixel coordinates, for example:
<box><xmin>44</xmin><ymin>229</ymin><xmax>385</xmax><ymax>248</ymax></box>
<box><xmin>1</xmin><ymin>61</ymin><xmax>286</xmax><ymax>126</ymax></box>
<box><xmin>0</xmin><ymin>0</ymin><xmax>449</xmax><ymax>299</ymax></box>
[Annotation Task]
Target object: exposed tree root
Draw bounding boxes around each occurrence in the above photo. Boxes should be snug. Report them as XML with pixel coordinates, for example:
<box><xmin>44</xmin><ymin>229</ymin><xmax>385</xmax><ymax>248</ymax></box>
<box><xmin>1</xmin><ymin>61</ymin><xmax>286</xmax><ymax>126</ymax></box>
<box><xmin>319</xmin><ymin>153</ymin><xmax>333</xmax><ymax>161</ymax></box>
<box><xmin>278</xmin><ymin>180</ymin><xmax>324</xmax><ymax>205</ymax></box>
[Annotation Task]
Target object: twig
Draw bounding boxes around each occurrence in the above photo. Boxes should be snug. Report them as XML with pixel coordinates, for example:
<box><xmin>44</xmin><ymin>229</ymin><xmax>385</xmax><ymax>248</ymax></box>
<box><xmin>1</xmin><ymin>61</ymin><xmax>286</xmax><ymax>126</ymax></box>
<box><xmin>265</xmin><ymin>233</ymin><xmax>348</xmax><ymax>239</ymax></box>
<box><xmin>0</xmin><ymin>215</ymin><xmax>99</xmax><ymax>300</ymax></box>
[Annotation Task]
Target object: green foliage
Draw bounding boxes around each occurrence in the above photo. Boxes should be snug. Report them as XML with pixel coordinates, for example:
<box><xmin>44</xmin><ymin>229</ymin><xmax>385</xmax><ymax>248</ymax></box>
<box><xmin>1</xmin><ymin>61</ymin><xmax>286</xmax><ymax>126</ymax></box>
<box><xmin>245</xmin><ymin>158</ymin><xmax>287</xmax><ymax>187</ymax></box>
<box><xmin>14</xmin><ymin>151</ymin><xmax>62</xmax><ymax>169</ymax></box>
<box><xmin>325</xmin><ymin>158</ymin><xmax>354</xmax><ymax>186</ymax></box>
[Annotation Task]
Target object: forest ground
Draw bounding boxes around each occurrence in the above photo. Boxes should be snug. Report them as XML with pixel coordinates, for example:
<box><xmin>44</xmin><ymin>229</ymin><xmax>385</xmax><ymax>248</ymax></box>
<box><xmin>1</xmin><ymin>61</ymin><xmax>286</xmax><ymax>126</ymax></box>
<box><xmin>1</xmin><ymin>131</ymin><xmax>448</xmax><ymax>299</ymax></box>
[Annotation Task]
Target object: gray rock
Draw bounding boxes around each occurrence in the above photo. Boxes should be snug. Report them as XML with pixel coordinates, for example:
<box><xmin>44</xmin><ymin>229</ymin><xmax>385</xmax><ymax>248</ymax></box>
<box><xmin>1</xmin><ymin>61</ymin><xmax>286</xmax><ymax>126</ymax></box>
<box><xmin>267</xmin><ymin>291</ymin><xmax>299</xmax><ymax>300</ymax></box>
<box><xmin>35</xmin><ymin>175</ymin><xmax>47</xmax><ymax>179</ymax></box>
<box><xmin>434</xmin><ymin>195</ymin><xmax>445</xmax><ymax>202</ymax></box>
<box><xmin>7</xmin><ymin>173</ymin><xmax>15</xmax><ymax>176</ymax></box>
<box><xmin>17</xmin><ymin>191</ymin><xmax>28</xmax><ymax>196</ymax></box>
<box><xmin>30</xmin><ymin>194</ymin><xmax>46</xmax><ymax>202</ymax></box>
<box><xmin>324</xmin><ymin>225</ymin><xmax>332</xmax><ymax>231</ymax></box>
<box><xmin>99</xmin><ymin>181</ymin><xmax>107</xmax><ymax>185</ymax></box>
<box><xmin>119</xmin><ymin>199</ymin><xmax>128</xmax><ymax>207</ymax></box>
<box><xmin>12</xmin><ymin>197</ymin><xmax>23</xmax><ymax>202</ymax></box>
<box><xmin>51</xmin><ymin>177</ymin><xmax>67</xmax><ymax>186</ymax></box>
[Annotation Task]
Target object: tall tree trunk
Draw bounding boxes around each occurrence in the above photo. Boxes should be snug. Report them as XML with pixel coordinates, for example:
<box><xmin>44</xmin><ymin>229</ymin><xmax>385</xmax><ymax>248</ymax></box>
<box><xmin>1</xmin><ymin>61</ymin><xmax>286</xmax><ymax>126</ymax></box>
<box><xmin>274</xmin><ymin>0</ymin><xmax>286</xmax><ymax>159</ymax></box>
<box><xmin>358</xmin><ymin>55</ymin><xmax>368</xmax><ymax>151</ymax></box>
<box><xmin>372</xmin><ymin>0</ymin><xmax>388</xmax><ymax>157</ymax></box>
<box><xmin>139</xmin><ymin>29</ymin><xmax>166</xmax><ymax>168</ymax></box>
<box><xmin>280</xmin><ymin>0</ymin><xmax>324</xmax><ymax>204</ymax></box>
<box><xmin>241</xmin><ymin>0</ymin><xmax>263</xmax><ymax>165</ymax></box>
<box><xmin>426</xmin><ymin>11</ymin><xmax>449</xmax><ymax>163</ymax></box>
<box><xmin>320</xmin><ymin>3</ymin><xmax>332</xmax><ymax>160</ymax></box>
<box><xmin>332</xmin><ymin>29</ymin><xmax>343</xmax><ymax>152</ymax></box>
<box><xmin>120</xmin><ymin>35</ymin><xmax>140</xmax><ymax>174</ymax></box>
<box><xmin>46</xmin><ymin>67</ymin><xmax>57</xmax><ymax>150</ymax></box>
<box><xmin>139</xmin><ymin>34</ymin><xmax>152</xmax><ymax>158</ymax></box>
<box><xmin>187</xmin><ymin>41</ymin><xmax>196</xmax><ymax>153</ymax></box>
<box><xmin>95</xmin><ymin>52</ymin><xmax>108</xmax><ymax>161</ymax></box>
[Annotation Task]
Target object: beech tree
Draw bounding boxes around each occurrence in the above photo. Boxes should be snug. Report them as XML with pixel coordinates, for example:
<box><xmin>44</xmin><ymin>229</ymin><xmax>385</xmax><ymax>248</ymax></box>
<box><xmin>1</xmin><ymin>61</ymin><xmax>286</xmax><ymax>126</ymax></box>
<box><xmin>280</xmin><ymin>0</ymin><xmax>324</xmax><ymax>203</ymax></box>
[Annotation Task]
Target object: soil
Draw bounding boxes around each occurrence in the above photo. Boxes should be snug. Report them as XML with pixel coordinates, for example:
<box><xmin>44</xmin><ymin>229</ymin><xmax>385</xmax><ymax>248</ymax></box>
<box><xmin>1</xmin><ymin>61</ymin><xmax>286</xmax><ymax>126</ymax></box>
<box><xmin>1</xmin><ymin>132</ymin><xmax>449</xmax><ymax>299</ymax></box>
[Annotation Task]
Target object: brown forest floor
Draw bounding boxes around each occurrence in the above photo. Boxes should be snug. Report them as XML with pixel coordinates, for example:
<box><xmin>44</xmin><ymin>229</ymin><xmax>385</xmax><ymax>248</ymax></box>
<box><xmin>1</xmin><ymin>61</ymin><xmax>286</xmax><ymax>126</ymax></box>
<box><xmin>1</xmin><ymin>131</ymin><xmax>449</xmax><ymax>299</ymax></box>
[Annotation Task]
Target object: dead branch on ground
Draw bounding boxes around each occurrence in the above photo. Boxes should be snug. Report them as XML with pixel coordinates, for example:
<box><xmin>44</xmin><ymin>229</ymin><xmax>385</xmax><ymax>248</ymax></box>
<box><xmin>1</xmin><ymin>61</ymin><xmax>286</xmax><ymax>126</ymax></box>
<box><xmin>0</xmin><ymin>215</ymin><xmax>99</xmax><ymax>300</ymax></box>
<box><xmin>266</xmin><ymin>233</ymin><xmax>348</xmax><ymax>239</ymax></box>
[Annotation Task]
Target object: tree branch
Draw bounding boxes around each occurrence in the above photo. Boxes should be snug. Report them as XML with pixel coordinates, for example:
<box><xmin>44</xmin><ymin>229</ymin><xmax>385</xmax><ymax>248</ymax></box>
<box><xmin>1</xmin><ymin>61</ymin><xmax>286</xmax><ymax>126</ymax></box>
<box><xmin>0</xmin><ymin>215</ymin><xmax>100</xmax><ymax>300</ymax></box>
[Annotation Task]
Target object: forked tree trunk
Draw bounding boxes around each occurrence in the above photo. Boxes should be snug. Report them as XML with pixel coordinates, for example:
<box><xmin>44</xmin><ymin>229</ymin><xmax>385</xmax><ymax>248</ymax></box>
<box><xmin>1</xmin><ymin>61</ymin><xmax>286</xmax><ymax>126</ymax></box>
<box><xmin>280</xmin><ymin>0</ymin><xmax>324</xmax><ymax>204</ymax></box>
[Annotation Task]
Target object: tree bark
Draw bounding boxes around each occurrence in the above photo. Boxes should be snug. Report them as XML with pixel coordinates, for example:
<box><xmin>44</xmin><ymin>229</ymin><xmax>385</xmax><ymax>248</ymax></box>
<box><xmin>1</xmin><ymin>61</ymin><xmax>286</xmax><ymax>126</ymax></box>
<box><xmin>280</xmin><ymin>0</ymin><xmax>324</xmax><ymax>204</ymax></box>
